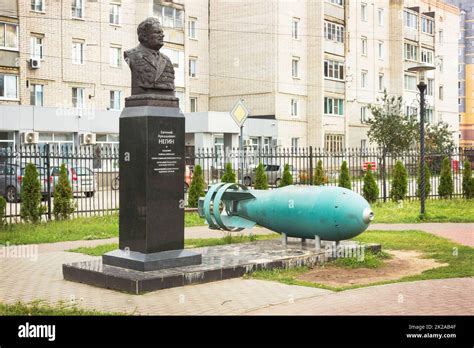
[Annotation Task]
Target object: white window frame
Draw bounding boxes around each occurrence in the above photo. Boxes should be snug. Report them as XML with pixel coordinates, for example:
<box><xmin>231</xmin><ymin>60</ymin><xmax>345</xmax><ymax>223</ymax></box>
<box><xmin>72</xmin><ymin>0</ymin><xmax>85</xmax><ymax>19</ymax></box>
<box><xmin>109</xmin><ymin>90</ymin><xmax>121</xmax><ymax>110</ymax></box>
<box><xmin>190</xmin><ymin>97</ymin><xmax>198</xmax><ymax>112</ymax></box>
<box><xmin>439</xmin><ymin>85</ymin><xmax>444</xmax><ymax>100</ymax></box>
<box><xmin>30</xmin><ymin>36</ymin><xmax>43</xmax><ymax>60</ymax></box>
<box><xmin>188</xmin><ymin>17</ymin><xmax>197</xmax><ymax>39</ymax></box>
<box><xmin>291</xmin><ymin>99</ymin><xmax>298</xmax><ymax>116</ymax></box>
<box><xmin>378</xmin><ymin>8</ymin><xmax>383</xmax><ymax>26</ymax></box>
<box><xmin>361</xmin><ymin>70</ymin><xmax>368</xmax><ymax>88</ymax></box>
<box><xmin>438</xmin><ymin>29</ymin><xmax>443</xmax><ymax>44</ymax></box>
<box><xmin>404</xmin><ymin>42</ymin><xmax>418</xmax><ymax>61</ymax></box>
<box><xmin>0</xmin><ymin>74</ymin><xmax>18</xmax><ymax>100</ymax></box>
<box><xmin>109</xmin><ymin>45</ymin><xmax>122</xmax><ymax>68</ymax></box>
<box><xmin>0</xmin><ymin>23</ymin><xmax>19</xmax><ymax>51</ymax></box>
<box><xmin>378</xmin><ymin>41</ymin><xmax>384</xmax><ymax>59</ymax></box>
<box><xmin>404</xmin><ymin>10</ymin><xmax>418</xmax><ymax>29</ymax></box>
<box><xmin>378</xmin><ymin>74</ymin><xmax>384</xmax><ymax>91</ymax></box>
<box><xmin>109</xmin><ymin>3</ymin><xmax>121</xmax><ymax>25</ymax></box>
<box><xmin>31</xmin><ymin>84</ymin><xmax>44</xmax><ymax>106</ymax></box>
<box><xmin>421</xmin><ymin>49</ymin><xmax>433</xmax><ymax>64</ymax></box>
<box><xmin>72</xmin><ymin>41</ymin><xmax>84</xmax><ymax>64</ymax></box>
<box><xmin>361</xmin><ymin>36</ymin><xmax>367</xmax><ymax>55</ymax></box>
<box><xmin>72</xmin><ymin>87</ymin><xmax>85</xmax><ymax>108</ymax></box>
<box><xmin>327</xmin><ymin>0</ymin><xmax>343</xmax><ymax>6</ymax></box>
<box><xmin>292</xmin><ymin>18</ymin><xmax>299</xmax><ymax>40</ymax></box>
<box><xmin>325</xmin><ymin>134</ymin><xmax>344</xmax><ymax>153</ymax></box>
<box><xmin>324</xmin><ymin>59</ymin><xmax>344</xmax><ymax>81</ymax></box>
<box><xmin>324</xmin><ymin>97</ymin><xmax>344</xmax><ymax>116</ymax></box>
<box><xmin>361</xmin><ymin>3</ymin><xmax>367</xmax><ymax>22</ymax></box>
<box><xmin>324</xmin><ymin>21</ymin><xmax>344</xmax><ymax>43</ymax></box>
<box><xmin>421</xmin><ymin>17</ymin><xmax>434</xmax><ymax>35</ymax></box>
<box><xmin>360</xmin><ymin>106</ymin><xmax>368</xmax><ymax>123</ymax></box>
<box><xmin>292</xmin><ymin>57</ymin><xmax>299</xmax><ymax>78</ymax></box>
<box><xmin>189</xmin><ymin>58</ymin><xmax>197</xmax><ymax>77</ymax></box>
<box><xmin>291</xmin><ymin>137</ymin><xmax>299</xmax><ymax>149</ymax></box>
<box><xmin>404</xmin><ymin>74</ymin><xmax>417</xmax><ymax>91</ymax></box>
<box><xmin>154</xmin><ymin>5</ymin><xmax>184</xmax><ymax>29</ymax></box>
<box><xmin>427</xmin><ymin>78</ymin><xmax>434</xmax><ymax>96</ymax></box>
<box><xmin>31</xmin><ymin>0</ymin><xmax>44</xmax><ymax>12</ymax></box>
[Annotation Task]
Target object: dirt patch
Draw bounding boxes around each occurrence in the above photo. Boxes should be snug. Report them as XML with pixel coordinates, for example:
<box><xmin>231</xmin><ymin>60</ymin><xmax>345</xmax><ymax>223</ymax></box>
<box><xmin>296</xmin><ymin>250</ymin><xmax>448</xmax><ymax>287</ymax></box>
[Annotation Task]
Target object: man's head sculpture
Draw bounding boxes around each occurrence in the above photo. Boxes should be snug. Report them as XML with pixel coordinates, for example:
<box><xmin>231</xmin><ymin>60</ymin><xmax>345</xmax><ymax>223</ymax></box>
<box><xmin>137</xmin><ymin>17</ymin><xmax>164</xmax><ymax>51</ymax></box>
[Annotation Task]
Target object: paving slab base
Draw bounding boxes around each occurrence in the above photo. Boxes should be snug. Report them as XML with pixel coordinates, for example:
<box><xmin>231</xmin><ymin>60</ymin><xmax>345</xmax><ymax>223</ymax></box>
<box><xmin>63</xmin><ymin>239</ymin><xmax>381</xmax><ymax>294</ymax></box>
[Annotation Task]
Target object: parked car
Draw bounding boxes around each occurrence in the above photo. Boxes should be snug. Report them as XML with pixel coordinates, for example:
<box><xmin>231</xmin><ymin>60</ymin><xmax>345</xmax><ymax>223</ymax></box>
<box><xmin>184</xmin><ymin>165</ymin><xmax>193</xmax><ymax>193</ymax></box>
<box><xmin>0</xmin><ymin>164</ymin><xmax>51</xmax><ymax>202</ymax></box>
<box><xmin>243</xmin><ymin>164</ymin><xmax>299</xmax><ymax>187</ymax></box>
<box><xmin>50</xmin><ymin>166</ymin><xmax>97</xmax><ymax>197</ymax></box>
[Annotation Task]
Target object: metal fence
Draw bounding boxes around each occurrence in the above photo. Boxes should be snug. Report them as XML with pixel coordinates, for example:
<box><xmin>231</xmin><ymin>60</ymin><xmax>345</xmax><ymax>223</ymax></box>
<box><xmin>0</xmin><ymin>145</ymin><xmax>472</xmax><ymax>223</ymax></box>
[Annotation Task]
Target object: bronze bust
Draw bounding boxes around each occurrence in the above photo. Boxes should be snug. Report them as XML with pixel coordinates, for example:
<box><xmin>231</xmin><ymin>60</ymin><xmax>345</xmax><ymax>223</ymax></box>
<box><xmin>125</xmin><ymin>17</ymin><xmax>178</xmax><ymax>107</ymax></box>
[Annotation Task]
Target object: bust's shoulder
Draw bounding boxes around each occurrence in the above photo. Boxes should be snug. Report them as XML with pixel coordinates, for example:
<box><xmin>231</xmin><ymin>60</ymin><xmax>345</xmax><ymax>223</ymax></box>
<box><xmin>124</xmin><ymin>46</ymin><xmax>143</xmax><ymax>59</ymax></box>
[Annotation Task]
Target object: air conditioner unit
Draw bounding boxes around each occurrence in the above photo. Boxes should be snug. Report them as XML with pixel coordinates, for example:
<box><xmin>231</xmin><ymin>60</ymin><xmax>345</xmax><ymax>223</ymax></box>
<box><xmin>23</xmin><ymin>132</ymin><xmax>39</xmax><ymax>144</ymax></box>
<box><xmin>81</xmin><ymin>133</ymin><xmax>96</xmax><ymax>145</ymax></box>
<box><xmin>29</xmin><ymin>58</ymin><xmax>41</xmax><ymax>69</ymax></box>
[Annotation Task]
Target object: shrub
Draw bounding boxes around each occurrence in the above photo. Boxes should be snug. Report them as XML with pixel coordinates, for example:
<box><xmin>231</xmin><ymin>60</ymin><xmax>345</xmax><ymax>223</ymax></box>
<box><xmin>220</xmin><ymin>162</ymin><xmax>236</xmax><ymax>183</ymax></box>
<box><xmin>362</xmin><ymin>164</ymin><xmax>379</xmax><ymax>203</ymax></box>
<box><xmin>279</xmin><ymin>164</ymin><xmax>293</xmax><ymax>187</ymax></box>
<box><xmin>20</xmin><ymin>163</ymin><xmax>46</xmax><ymax>223</ymax></box>
<box><xmin>390</xmin><ymin>161</ymin><xmax>408</xmax><ymax>201</ymax></box>
<box><xmin>416</xmin><ymin>163</ymin><xmax>432</xmax><ymax>198</ymax></box>
<box><xmin>53</xmin><ymin>164</ymin><xmax>76</xmax><ymax>220</ymax></box>
<box><xmin>338</xmin><ymin>161</ymin><xmax>351</xmax><ymax>190</ymax></box>
<box><xmin>254</xmin><ymin>163</ymin><xmax>268</xmax><ymax>190</ymax></box>
<box><xmin>188</xmin><ymin>165</ymin><xmax>205</xmax><ymax>208</ymax></box>
<box><xmin>462</xmin><ymin>161</ymin><xmax>474</xmax><ymax>199</ymax></box>
<box><xmin>438</xmin><ymin>157</ymin><xmax>453</xmax><ymax>198</ymax></box>
<box><xmin>0</xmin><ymin>196</ymin><xmax>6</xmax><ymax>227</ymax></box>
<box><xmin>314</xmin><ymin>160</ymin><xmax>325</xmax><ymax>185</ymax></box>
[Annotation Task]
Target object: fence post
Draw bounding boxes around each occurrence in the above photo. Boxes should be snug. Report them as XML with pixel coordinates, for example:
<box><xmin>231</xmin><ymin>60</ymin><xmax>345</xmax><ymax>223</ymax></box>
<box><xmin>45</xmin><ymin>143</ymin><xmax>52</xmax><ymax>221</ymax></box>
<box><xmin>309</xmin><ymin>146</ymin><xmax>313</xmax><ymax>185</ymax></box>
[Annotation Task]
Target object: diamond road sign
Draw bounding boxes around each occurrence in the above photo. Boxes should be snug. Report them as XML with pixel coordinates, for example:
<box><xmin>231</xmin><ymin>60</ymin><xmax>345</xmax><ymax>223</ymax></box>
<box><xmin>230</xmin><ymin>99</ymin><xmax>249</xmax><ymax>127</ymax></box>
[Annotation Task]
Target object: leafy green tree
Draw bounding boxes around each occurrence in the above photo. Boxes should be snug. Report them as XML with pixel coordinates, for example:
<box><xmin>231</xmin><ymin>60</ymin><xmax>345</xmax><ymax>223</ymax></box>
<box><xmin>254</xmin><ymin>163</ymin><xmax>268</xmax><ymax>190</ymax></box>
<box><xmin>0</xmin><ymin>196</ymin><xmax>6</xmax><ymax>228</ymax></box>
<box><xmin>279</xmin><ymin>164</ymin><xmax>293</xmax><ymax>187</ymax></box>
<box><xmin>313</xmin><ymin>160</ymin><xmax>325</xmax><ymax>185</ymax></box>
<box><xmin>20</xmin><ymin>163</ymin><xmax>46</xmax><ymax>223</ymax></box>
<box><xmin>362</xmin><ymin>164</ymin><xmax>379</xmax><ymax>203</ymax></box>
<box><xmin>416</xmin><ymin>163</ymin><xmax>432</xmax><ymax>199</ymax></box>
<box><xmin>438</xmin><ymin>157</ymin><xmax>454</xmax><ymax>199</ymax></box>
<box><xmin>390</xmin><ymin>161</ymin><xmax>408</xmax><ymax>201</ymax></box>
<box><xmin>367</xmin><ymin>90</ymin><xmax>418</xmax><ymax>200</ymax></box>
<box><xmin>220</xmin><ymin>162</ymin><xmax>236</xmax><ymax>183</ymax></box>
<box><xmin>188</xmin><ymin>165</ymin><xmax>205</xmax><ymax>208</ymax></box>
<box><xmin>425</xmin><ymin>121</ymin><xmax>455</xmax><ymax>154</ymax></box>
<box><xmin>462</xmin><ymin>161</ymin><xmax>474</xmax><ymax>199</ymax></box>
<box><xmin>53</xmin><ymin>164</ymin><xmax>76</xmax><ymax>220</ymax></box>
<box><xmin>338</xmin><ymin>161</ymin><xmax>351</xmax><ymax>190</ymax></box>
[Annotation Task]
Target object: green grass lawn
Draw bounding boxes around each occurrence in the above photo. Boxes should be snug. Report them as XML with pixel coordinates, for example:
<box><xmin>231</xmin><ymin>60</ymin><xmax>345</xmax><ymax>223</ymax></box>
<box><xmin>0</xmin><ymin>300</ymin><xmax>118</xmax><ymax>316</ymax></box>
<box><xmin>0</xmin><ymin>212</ymin><xmax>206</xmax><ymax>245</ymax></box>
<box><xmin>372</xmin><ymin>199</ymin><xmax>474</xmax><ymax>223</ymax></box>
<box><xmin>68</xmin><ymin>233</ymin><xmax>279</xmax><ymax>256</ymax></box>
<box><xmin>248</xmin><ymin>230</ymin><xmax>474</xmax><ymax>291</ymax></box>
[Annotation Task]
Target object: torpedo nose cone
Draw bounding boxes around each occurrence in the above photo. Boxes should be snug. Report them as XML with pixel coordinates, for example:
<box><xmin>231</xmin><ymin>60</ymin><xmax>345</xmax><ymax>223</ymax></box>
<box><xmin>362</xmin><ymin>207</ymin><xmax>375</xmax><ymax>224</ymax></box>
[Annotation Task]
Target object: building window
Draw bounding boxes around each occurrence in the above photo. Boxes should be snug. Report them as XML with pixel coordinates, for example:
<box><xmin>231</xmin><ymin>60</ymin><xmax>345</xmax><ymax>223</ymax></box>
<box><xmin>439</xmin><ymin>85</ymin><xmax>444</xmax><ymax>100</ymax></box>
<box><xmin>324</xmin><ymin>21</ymin><xmax>344</xmax><ymax>43</ymax></box>
<box><xmin>0</xmin><ymin>23</ymin><xmax>18</xmax><ymax>50</ymax></box>
<box><xmin>324</xmin><ymin>59</ymin><xmax>344</xmax><ymax>80</ymax></box>
<box><xmin>361</xmin><ymin>3</ymin><xmax>367</xmax><ymax>22</ymax></box>
<box><xmin>421</xmin><ymin>49</ymin><xmax>433</xmax><ymax>64</ymax></box>
<box><xmin>291</xmin><ymin>99</ymin><xmax>298</xmax><ymax>116</ymax></box>
<box><xmin>30</xmin><ymin>84</ymin><xmax>44</xmax><ymax>106</ymax></box>
<box><xmin>110</xmin><ymin>46</ymin><xmax>121</xmax><ymax>67</ymax></box>
<box><xmin>154</xmin><ymin>4</ymin><xmax>184</xmax><ymax>29</ymax></box>
<box><xmin>327</xmin><ymin>0</ymin><xmax>343</xmax><ymax>6</ymax></box>
<box><xmin>0</xmin><ymin>74</ymin><xmax>18</xmax><ymax>99</ymax></box>
<box><xmin>72</xmin><ymin>87</ymin><xmax>85</xmax><ymax>108</ymax></box>
<box><xmin>292</xmin><ymin>18</ymin><xmax>299</xmax><ymax>39</ymax></box>
<box><xmin>421</xmin><ymin>17</ymin><xmax>434</xmax><ymax>34</ymax></box>
<box><xmin>361</xmin><ymin>70</ymin><xmax>367</xmax><ymax>88</ymax></box>
<box><xmin>292</xmin><ymin>57</ymin><xmax>299</xmax><ymax>78</ymax></box>
<box><xmin>72</xmin><ymin>41</ymin><xmax>84</xmax><ymax>64</ymax></box>
<box><xmin>30</xmin><ymin>36</ymin><xmax>43</xmax><ymax>59</ymax></box>
<box><xmin>426</xmin><ymin>108</ymin><xmax>434</xmax><ymax>123</ymax></box>
<box><xmin>378</xmin><ymin>41</ymin><xmax>384</xmax><ymax>59</ymax></box>
<box><xmin>404</xmin><ymin>74</ymin><xmax>417</xmax><ymax>91</ymax></box>
<box><xmin>361</xmin><ymin>139</ymin><xmax>367</xmax><ymax>149</ymax></box>
<box><xmin>190</xmin><ymin>97</ymin><xmax>197</xmax><ymax>112</ymax></box>
<box><xmin>188</xmin><ymin>18</ymin><xmax>196</xmax><ymax>39</ymax></box>
<box><xmin>439</xmin><ymin>57</ymin><xmax>443</xmax><ymax>73</ymax></box>
<box><xmin>378</xmin><ymin>74</ymin><xmax>384</xmax><ymax>91</ymax></box>
<box><xmin>404</xmin><ymin>42</ymin><xmax>418</xmax><ymax>61</ymax></box>
<box><xmin>404</xmin><ymin>10</ymin><xmax>418</xmax><ymax>29</ymax></box>
<box><xmin>361</xmin><ymin>36</ymin><xmax>367</xmax><ymax>55</ymax></box>
<box><xmin>109</xmin><ymin>3</ymin><xmax>120</xmax><ymax>25</ymax></box>
<box><xmin>291</xmin><ymin>138</ymin><xmax>299</xmax><ymax>149</ymax></box>
<box><xmin>405</xmin><ymin>106</ymin><xmax>418</xmax><ymax>117</ymax></box>
<box><xmin>72</xmin><ymin>0</ymin><xmax>84</xmax><ymax>18</ymax></box>
<box><xmin>31</xmin><ymin>0</ymin><xmax>44</xmax><ymax>12</ymax></box>
<box><xmin>378</xmin><ymin>8</ymin><xmax>383</xmax><ymax>26</ymax></box>
<box><xmin>325</xmin><ymin>134</ymin><xmax>344</xmax><ymax>153</ymax></box>
<box><xmin>109</xmin><ymin>90</ymin><xmax>121</xmax><ymax>110</ymax></box>
<box><xmin>360</xmin><ymin>106</ymin><xmax>368</xmax><ymax>123</ymax></box>
<box><xmin>189</xmin><ymin>58</ymin><xmax>197</xmax><ymax>77</ymax></box>
<box><xmin>324</xmin><ymin>97</ymin><xmax>344</xmax><ymax>116</ymax></box>
<box><xmin>438</xmin><ymin>29</ymin><xmax>443</xmax><ymax>44</ymax></box>
<box><xmin>427</xmin><ymin>78</ymin><xmax>434</xmax><ymax>96</ymax></box>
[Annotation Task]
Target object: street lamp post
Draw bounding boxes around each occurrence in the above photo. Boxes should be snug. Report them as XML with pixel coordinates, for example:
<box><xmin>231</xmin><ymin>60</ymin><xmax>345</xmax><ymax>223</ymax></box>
<box><xmin>407</xmin><ymin>63</ymin><xmax>436</xmax><ymax>218</ymax></box>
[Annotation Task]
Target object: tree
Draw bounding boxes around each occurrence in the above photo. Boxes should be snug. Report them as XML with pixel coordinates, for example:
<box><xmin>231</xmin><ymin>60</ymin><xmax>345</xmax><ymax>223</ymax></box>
<box><xmin>416</xmin><ymin>163</ymin><xmax>432</xmax><ymax>199</ymax></box>
<box><xmin>338</xmin><ymin>161</ymin><xmax>351</xmax><ymax>190</ymax></box>
<box><xmin>425</xmin><ymin>121</ymin><xmax>455</xmax><ymax>154</ymax></box>
<box><xmin>279</xmin><ymin>164</ymin><xmax>293</xmax><ymax>187</ymax></box>
<box><xmin>53</xmin><ymin>164</ymin><xmax>75</xmax><ymax>220</ymax></box>
<box><xmin>188</xmin><ymin>165</ymin><xmax>205</xmax><ymax>208</ymax></box>
<box><xmin>20</xmin><ymin>163</ymin><xmax>46</xmax><ymax>223</ymax></box>
<box><xmin>254</xmin><ymin>163</ymin><xmax>268</xmax><ymax>190</ymax></box>
<box><xmin>313</xmin><ymin>160</ymin><xmax>325</xmax><ymax>185</ymax></box>
<box><xmin>462</xmin><ymin>161</ymin><xmax>474</xmax><ymax>199</ymax></box>
<box><xmin>220</xmin><ymin>162</ymin><xmax>236</xmax><ymax>183</ymax></box>
<box><xmin>0</xmin><ymin>196</ymin><xmax>6</xmax><ymax>228</ymax></box>
<box><xmin>390</xmin><ymin>161</ymin><xmax>408</xmax><ymax>201</ymax></box>
<box><xmin>362</xmin><ymin>164</ymin><xmax>379</xmax><ymax>203</ymax></box>
<box><xmin>367</xmin><ymin>90</ymin><xmax>418</xmax><ymax>201</ymax></box>
<box><xmin>438</xmin><ymin>157</ymin><xmax>453</xmax><ymax>198</ymax></box>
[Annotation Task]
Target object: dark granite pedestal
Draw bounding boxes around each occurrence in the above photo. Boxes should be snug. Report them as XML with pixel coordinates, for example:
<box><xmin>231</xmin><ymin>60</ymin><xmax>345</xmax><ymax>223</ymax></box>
<box><xmin>63</xmin><ymin>239</ymin><xmax>381</xmax><ymax>294</ymax></box>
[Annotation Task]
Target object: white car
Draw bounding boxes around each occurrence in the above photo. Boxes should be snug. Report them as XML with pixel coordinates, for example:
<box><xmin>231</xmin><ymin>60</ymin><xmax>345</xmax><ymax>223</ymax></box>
<box><xmin>51</xmin><ymin>166</ymin><xmax>97</xmax><ymax>197</ymax></box>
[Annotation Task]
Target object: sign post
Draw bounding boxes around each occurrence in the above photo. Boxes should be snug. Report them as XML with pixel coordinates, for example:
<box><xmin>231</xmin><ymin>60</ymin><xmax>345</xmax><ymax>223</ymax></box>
<box><xmin>230</xmin><ymin>99</ymin><xmax>249</xmax><ymax>185</ymax></box>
